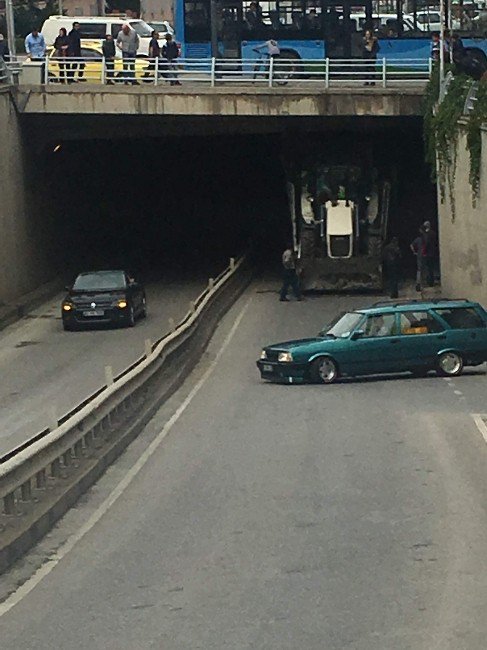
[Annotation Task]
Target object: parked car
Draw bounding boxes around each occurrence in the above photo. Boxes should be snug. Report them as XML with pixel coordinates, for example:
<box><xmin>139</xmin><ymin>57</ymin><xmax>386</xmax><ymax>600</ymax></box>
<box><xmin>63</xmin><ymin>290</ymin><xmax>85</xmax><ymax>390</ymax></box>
<box><xmin>148</xmin><ymin>21</ymin><xmax>175</xmax><ymax>37</ymax></box>
<box><xmin>257</xmin><ymin>299</ymin><xmax>487</xmax><ymax>384</ymax></box>
<box><xmin>62</xmin><ymin>270</ymin><xmax>146</xmax><ymax>330</ymax></box>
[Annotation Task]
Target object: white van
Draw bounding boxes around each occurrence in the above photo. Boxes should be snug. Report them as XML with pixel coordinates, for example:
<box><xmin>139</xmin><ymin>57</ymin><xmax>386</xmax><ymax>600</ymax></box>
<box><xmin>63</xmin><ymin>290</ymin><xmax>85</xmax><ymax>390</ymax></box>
<box><xmin>41</xmin><ymin>15</ymin><xmax>172</xmax><ymax>55</ymax></box>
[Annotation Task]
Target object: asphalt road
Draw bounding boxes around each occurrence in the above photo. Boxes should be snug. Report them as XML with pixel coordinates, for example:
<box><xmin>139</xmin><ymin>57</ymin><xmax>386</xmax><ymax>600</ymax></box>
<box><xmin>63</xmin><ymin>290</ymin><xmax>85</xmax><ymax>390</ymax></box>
<box><xmin>0</xmin><ymin>281</ymin><xmax>486</xmax><ymax>649</ymax></box>
<box><xmin>0</xmin><ymin>278</ymin><xmax>205</xmax><ymax>456</ymax></box>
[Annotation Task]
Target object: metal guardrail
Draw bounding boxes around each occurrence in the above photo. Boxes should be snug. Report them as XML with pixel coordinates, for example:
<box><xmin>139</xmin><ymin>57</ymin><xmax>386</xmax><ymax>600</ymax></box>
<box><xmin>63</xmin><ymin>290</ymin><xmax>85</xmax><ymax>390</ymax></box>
<box><xmin>5</xmin><ymin>56</ymin><xmax>431</xmax><ymax>88</ymax></box>
<box><xmin>0</xmin><ymin>255</ymin><xmax>247</xmax><ymax>523</ymax></box>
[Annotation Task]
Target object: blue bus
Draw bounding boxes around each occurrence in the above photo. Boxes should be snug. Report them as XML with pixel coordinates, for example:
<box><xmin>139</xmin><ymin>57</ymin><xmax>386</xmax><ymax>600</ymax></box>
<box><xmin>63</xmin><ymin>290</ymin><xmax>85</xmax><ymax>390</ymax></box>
<box><xmin>174</xmin><ymin>0</ymin><xmax>487</xmax><ymax>66</ymax></box>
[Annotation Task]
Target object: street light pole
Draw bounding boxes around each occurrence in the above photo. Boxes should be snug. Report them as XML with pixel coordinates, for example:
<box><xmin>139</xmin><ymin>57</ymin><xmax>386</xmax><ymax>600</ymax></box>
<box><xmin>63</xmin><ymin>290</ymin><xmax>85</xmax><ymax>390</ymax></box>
<box><xmin>439</xmin><ymin>0</ymin><xmax>445</xmax><ymax>88</ymax></box>
<box><xmin>5</xmin><ymin>0</ymin><xmax>16</xmax><ymax>58</ymax></box>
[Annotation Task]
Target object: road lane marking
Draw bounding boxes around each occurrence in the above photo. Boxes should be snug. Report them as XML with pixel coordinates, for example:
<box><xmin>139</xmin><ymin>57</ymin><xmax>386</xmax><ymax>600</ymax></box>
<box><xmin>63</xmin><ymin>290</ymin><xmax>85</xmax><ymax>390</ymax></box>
<box><xmin>472</xmin><ymin>414</ymin><xmax>487</xmax><ymax>445</ymax></box>
<box><xmin>0</xmin><ymin>295</ymin><xmax>252</xmax><ymax>619</ymax></box>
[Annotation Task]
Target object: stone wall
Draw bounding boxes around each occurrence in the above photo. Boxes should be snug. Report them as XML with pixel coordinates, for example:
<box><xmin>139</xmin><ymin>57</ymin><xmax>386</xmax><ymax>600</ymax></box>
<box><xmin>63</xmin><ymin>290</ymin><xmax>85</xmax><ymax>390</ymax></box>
<box><xmin>438</xmin><ymin>126</ymin><xmax>487</xmax><ymax>306</ymax></box>
<box><xmin>0</xmin><ymin>89</ymin><xmax>55</xmax><ymax>302</ymax></box>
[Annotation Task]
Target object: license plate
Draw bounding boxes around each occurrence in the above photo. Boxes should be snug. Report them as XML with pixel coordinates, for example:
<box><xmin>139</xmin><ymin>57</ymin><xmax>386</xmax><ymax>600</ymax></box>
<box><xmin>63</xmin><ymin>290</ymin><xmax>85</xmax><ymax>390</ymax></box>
<box><xmin>83</xmin><ymin>309</ymin><xmax>104</xmax><ymax>317</ymax></box>
<box><xmin>263</xmin><ymin>364</ymin><xmax>273</xmax><ymax>372</ymax></box>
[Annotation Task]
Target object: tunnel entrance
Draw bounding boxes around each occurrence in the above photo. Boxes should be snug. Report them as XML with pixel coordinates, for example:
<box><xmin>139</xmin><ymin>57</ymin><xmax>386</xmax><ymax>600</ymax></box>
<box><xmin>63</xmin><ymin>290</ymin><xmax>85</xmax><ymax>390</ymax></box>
<box><xmin>35</xmin><ymin>119</ymin><xmax>435</xmax><ymax>286</ymax></box>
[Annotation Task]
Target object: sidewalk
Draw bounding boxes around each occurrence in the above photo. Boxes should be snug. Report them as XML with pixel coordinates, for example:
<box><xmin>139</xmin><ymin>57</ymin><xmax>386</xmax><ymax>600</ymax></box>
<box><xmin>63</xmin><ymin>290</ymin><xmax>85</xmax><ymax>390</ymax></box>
<box><xmin>0</xmin><ymin>278</ymin><xmax>63</xmax><ymax>332</ymax></box>
<box><xmin>399</xmin><ymin>281</ymin><xmax>443</xmax><ymax>302</ymax></box>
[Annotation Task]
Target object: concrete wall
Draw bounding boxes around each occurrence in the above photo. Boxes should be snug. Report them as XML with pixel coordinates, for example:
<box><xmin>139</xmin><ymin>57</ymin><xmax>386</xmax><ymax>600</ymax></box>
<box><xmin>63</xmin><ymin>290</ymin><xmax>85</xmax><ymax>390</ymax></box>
<box><xmin>438</xmin><ymin>126</ymin><xmax>487</xmax><ymax>306</ymax></box>
<box><xmin>0</xmin><ymin>89</ymin><xmax>54</xmax><ymax>303</ymax></box>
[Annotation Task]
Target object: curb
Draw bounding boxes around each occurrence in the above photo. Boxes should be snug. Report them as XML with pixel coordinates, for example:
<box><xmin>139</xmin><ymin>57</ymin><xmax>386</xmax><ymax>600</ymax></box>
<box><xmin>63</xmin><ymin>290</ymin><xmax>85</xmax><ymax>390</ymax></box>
<box><xmin>0</xmin><ymin>278</ymin><xmax>64</xmax><ymax>333</ymax></box>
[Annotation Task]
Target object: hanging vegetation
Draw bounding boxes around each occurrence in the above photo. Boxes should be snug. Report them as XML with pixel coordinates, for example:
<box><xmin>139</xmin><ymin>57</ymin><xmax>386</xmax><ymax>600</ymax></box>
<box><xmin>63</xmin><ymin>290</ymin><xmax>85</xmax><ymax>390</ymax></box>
<box><xmin>423</xmin><ymin>64</ymin><xmax>487</xmax><ymax>208</ymax></box>
<box><xmin>466</xmin><ymin>82</ymin><xmax>487</xmax><ymax>199</ymax></box>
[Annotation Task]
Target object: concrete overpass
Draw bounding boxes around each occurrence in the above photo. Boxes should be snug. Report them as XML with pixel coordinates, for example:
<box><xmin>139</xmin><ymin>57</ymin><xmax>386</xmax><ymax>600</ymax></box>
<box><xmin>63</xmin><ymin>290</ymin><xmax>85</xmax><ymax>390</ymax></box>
<box><xmin>13</xmin><ymin>84</ymin><xmax>424</xmax><ymax>118</ymax></box>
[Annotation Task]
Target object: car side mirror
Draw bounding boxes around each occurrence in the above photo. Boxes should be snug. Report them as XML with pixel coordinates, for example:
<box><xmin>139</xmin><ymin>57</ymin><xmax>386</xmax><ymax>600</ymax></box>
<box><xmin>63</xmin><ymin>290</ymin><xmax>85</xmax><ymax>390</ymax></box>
<box><xmin>351</xmin><ymin>330</ymin><xmax>365</xmax><ymax>340</ymax></box>
<box><xmin>64</xmin><ymin>285</ymin><xmax>72</xmax><ymax>291</ymax></box>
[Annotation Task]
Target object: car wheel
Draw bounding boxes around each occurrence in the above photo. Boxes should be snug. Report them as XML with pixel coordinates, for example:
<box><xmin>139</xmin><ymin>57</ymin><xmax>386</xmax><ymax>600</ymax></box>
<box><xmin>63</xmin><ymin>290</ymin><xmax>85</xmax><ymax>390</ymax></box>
<box><xmin>127</xmin><ymin>304</ymin><xmax>136</xmax><ymax>327</ymax></box>
<box><xmin>310</xmin><ymin>356</ymin><xmax>339</xmax><ymax>384</ymax></box>
<box><xmin>437</xmin><ymin>351</ymin><xmax>463</xmax><ymax>377</ymax></box>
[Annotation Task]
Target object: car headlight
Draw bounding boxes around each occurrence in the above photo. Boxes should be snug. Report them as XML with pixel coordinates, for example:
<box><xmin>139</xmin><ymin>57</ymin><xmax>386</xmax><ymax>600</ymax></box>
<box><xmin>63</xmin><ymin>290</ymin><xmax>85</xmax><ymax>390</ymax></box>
<box><xmin>116</xmin><ymin>300</ymin><xmax>128</xmax><ymax>309</ymax></box>
<box><xmin>260</xmin><ymin>350</ymin><xmax>267</xmax><ymax>360</ymax></box>
<box><xmin>62</xmin><ymin>303</ymin><xmax>73</xmax><ymax>312</ymax></box>
<box><xmin>278</xmin><ymin>351</ymin><xmax>293</xmax><ymax>363</ymax></box>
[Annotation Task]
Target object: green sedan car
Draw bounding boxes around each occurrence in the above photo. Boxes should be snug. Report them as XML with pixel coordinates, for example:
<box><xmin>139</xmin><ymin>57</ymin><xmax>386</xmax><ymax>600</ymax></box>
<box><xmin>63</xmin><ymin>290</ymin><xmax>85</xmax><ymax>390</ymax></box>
<box><xmin>257</xmin><ymin>299</ymin><xmax>487</xmax><ymax>384</ymax></box>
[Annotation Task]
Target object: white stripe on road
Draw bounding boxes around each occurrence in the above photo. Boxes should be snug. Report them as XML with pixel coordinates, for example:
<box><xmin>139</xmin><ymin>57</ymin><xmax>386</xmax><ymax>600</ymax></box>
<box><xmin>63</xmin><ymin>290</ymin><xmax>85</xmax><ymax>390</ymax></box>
<box><xmin>472</xmin><ymin>414</ymin><xmax>487</xmax><ymax>445</ymax></box>
<box><xmin>0</xmin><ymin>295</ymin><xmax>252</xmax><ymax>619</ymax></box>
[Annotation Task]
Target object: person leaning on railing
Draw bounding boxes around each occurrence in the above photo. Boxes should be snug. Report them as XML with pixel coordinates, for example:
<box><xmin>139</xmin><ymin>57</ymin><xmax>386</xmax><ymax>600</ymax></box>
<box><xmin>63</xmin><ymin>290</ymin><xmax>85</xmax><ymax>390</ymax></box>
<box><xmin>25</xmin><ymin>27</ymin><xmax>46</xmax><ymax>81</ymax></box>
<box><xmin>116</xmin><ymin>24</ymin><xmax>140</xmax><ymax>85</ymax></box>
<box><xmin>362</xmin><ymin>28</ymin><xmax>379</xmax><ymax>86</ymax></box>
<box><xmin>102</xmin><ymin>34</ymin><xmax>116</xmax><ymax>84</ymax></box>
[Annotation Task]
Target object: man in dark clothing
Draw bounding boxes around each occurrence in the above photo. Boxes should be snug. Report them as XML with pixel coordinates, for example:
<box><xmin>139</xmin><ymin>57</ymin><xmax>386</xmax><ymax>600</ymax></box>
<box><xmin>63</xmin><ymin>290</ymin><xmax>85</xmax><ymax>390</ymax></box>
<box><xmin>280</xmin><ymin>245</ymin><xmax>302</xmax><ymax>302</ymax></box>
<box><xmin>67</xmin><ymin>22</ymin><xmax>83</xmax><ymax>82</ymax></box>
<box><xmin>381</xmin><ymin>236</ymin><xmax>401</xmax><ymax>298</ymax></box>
<box><xmin>102</xmin><ymin>34</ymin><xmax>116</xmax><ymax>84</ymax></box>
<box><xmin>410</xmin><ymin>228</ymin><xmax>425</xmax><ymax>292</ymax></box>
<box><xmin>162</xmin><ymin>34</ymin><xmax>180</xmax><ymax>85</ymax></box>
<box><xmin>0</xmin><ymin>34</ymin><xmax>9</xmax><ymax>61</ymax></box>
<box><xmin>144</xmin><ymin>30</ymin><xmax>161</xmax><ymax>82</ymax></box>
<box><xmin>421</xmin><ymin>220</ymin><xmax>436</xmax><ymax>286</ymax></box>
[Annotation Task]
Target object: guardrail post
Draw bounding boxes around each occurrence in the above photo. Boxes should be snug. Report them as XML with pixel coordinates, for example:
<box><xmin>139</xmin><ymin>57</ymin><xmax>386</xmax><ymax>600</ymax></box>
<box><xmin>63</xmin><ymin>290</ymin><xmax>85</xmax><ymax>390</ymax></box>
<box><xmin>190</xmin><ymin>301</ymin><xmax>196</xmax><ymax>314</ymax></box>
<box><xmin>62</xmin><ymin>450</ymin><xmax>72</xmax><ymax>467</ymax></box>
<box><xmin>101</xmin><ymin>56</ymin><xmax>106</xmax><ymax>84</ymax></box>
<box><xmin>154</xmin><ymin>58</ymin><xmax>159</xmax><ymax>86</ymax></box>
<box><xmin>230</xmin><ymin>257</ymin><xmax>235</xmax><ymax>270</ymax></box>
<box><xmin>51</xmin><ymin>457</ymin><xmax>61</xmax><ymax>477</ymax></box>
<box><xmin>48</xmin><ymin>405</ymin><xmax>58</xmax><ymax>432</ymax></box>
<box><xmin>20</xmin><ymin>479</ymin><xmax>32</xmax><ymax>501</ymax></box>
<box><xmin>168</xmin><ymin>317</ymin><xmax>176</xmax><ymax>332</ymax></box>
<box><xmin>268</xmin><ymin>55</ymin><xmax>274</xmax><ymax>88</ymax></box>
<box><xmin>36</xmin><ymin>468</ymin><xmax>47</xmax><ymax>489</ymax></box>
<box><xmin>73</xmin><ymin>439</ymin><xmax>84</xmax><ymax>458</ymax></box>
<box><xmin>382</xmin><ymin>57</ymin><xmax>386</xmax><ymax>88</ymax></box>
<box><xmin>105</xmin><ymin>365</ymin><xmax>114</xmax><ymax>387</ymax></box>
<box><xmin>144</xmin><ymin>338</ymin><xmax>152</xmax><ymax>358</ymax></box>
<box><xmin>428</xmin><ymin>56</ymin><xmax>433</xmax><ymax>78</ymax></box>
<box><xmin>208</xmin><ymin>277</ymin><xmax>215</xmax><ymax>290</ymax></box>
<box><xmin>44</xmin><ymin>57</ymin><xmax>48</xmax><ymax>85</ymax></box>
<box><xmin>325</xmin><ymin>57</ymin><xmax>330</xmax><ymax>89</ymax></box>
<box><xmin>210</xmin><ymin>56</ymin><xmax>216</xmax><ymax>87</ymax></box>
<box><xmin>3</xmin><ymin>492</ymin><xmax>15</xmax><ymax>515</ymax></box>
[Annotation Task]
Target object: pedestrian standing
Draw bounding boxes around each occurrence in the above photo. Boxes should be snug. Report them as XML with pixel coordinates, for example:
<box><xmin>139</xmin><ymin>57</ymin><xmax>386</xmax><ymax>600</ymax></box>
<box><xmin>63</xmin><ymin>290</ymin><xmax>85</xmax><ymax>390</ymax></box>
<box><xmin>54</xmin><ymin>28</ymin><xmax>69</xmax><ymax>83</ymax></box>
<box><xmin>421</xmin><ymin>220</ymin><xmax>436</xmax><ymax>287</ymax></box>
<box><xmin>162</xmin><ymin>33</ymin><xmax>180</xmax><ymax>85</ymax></box>
<box><xmin>67</xmin><ymin>22</ymin><xmax>83</xmax><ymax>83</ymax></box>
<box><xmin>410</xmin><ymin>227</ymin><xmax>426</xmax><ymax>292</ymax></box>
<box><xmin>144</xmin><ymin>30</ymin><xmax>161</xmax><ymax>82</ymax></box>
<box><xmin>280</xmin><ymin>244</ymin><xmax>302</xmax><ymax>302</ymax></box>
<box><xmin>362</xmin><ymin>28</ymin><xmax>379</xmax><ymax>85</ymax></box>
<box><xmin>102</xmin><ymin>33</ymin><xmax>116</xmax><ymax>84</ymax></box>
<box><xmin>25</xmin><ymin>27</ymin><xmax>46</xmax><ymax>80</ymax></box>
<box><xmin>116</xmin><ymin>24</ymin><xmax>140</xmax><ymax>85</ymax></box>
<box><xmin>381</xmin><ymin>236</ymin><xmax>401</xmax><ymax>299</ymax></box>
<box><xmin>0</xmin><ymin>34</ymin><xmax>10</xmax><ymax>61</ymax></box>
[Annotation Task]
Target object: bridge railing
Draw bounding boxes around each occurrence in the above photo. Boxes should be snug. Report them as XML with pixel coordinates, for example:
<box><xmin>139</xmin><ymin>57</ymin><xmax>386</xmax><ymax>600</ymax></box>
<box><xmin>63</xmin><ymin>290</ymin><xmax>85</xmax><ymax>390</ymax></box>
<box><xmin>7</xmin><ymin>56</ymin><xmax>431</xmax><ymax>88</ymax></box>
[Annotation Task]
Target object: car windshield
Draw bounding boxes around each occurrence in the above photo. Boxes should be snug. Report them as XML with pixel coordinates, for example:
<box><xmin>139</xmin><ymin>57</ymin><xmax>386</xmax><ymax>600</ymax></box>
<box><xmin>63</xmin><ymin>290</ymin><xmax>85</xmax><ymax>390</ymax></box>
<box><xmin>130</xmin><ymin>20</ymin><xmax>154</xmax><ymax>37</ymax></box>
<box><xmin>319</xmin><ymin>311</ymin><xmax>363</xmax><ymax>338</ymax></box>
<box><xmin>73</xmin><ymin>271</ymin><xmax>126</xmax><ymax>291</ymax></box>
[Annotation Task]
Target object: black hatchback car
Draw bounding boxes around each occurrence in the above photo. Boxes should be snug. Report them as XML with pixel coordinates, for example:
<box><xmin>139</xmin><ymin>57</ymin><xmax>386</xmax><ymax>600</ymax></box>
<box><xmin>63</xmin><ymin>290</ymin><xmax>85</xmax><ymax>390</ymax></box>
<box><xmin>62</xmin><ymin>270</ymin><xmax>146</xmax><ymax>330</ymax></box>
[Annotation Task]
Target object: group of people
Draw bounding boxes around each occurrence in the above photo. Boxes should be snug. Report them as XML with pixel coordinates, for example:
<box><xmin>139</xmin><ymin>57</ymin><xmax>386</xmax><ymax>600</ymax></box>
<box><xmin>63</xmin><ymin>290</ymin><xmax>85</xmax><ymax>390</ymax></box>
<box><xmin>279</xmin><ymin>221</ymin><xmax>437</xmax><ymax>303</ymax></box>
<box><xmin>382</xmin><ymin>221</ymin><xmax>437</xmax><ymax>299</ymax></box>
<box><xmin>431</xmin><ymin>31</ymin><xmax>487</xmax><ymax>79</ymax></box>
<box><xmin>24</xmin><ymin>22</ymin><xmax>180</xmax><ymax>85</ymax></box>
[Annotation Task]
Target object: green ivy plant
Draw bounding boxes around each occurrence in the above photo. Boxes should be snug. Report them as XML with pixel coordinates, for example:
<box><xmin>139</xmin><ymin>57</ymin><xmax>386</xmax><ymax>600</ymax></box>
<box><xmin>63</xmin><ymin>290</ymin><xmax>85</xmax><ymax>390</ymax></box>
<box><xmin>424</xmin><ymin>64</ymin><xmax>487</xmax><ymax>209</ymax></box>
<box><xmin>466</xmin><ymin>81</ymin><xmax>487</xmax><ymax>200</ymax></box>
<box><xmin>423</xmin><ymin>67</ymin><xmax>470</xmax><ymax>219</ymax></box>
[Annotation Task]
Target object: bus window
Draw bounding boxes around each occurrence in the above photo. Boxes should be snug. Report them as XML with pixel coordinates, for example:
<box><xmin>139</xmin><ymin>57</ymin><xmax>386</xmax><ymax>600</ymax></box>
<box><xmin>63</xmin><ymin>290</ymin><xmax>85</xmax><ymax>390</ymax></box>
<box><xmin>184</xmin><ymin>0</ymin><xmax>211</xmax><ymax>41</ymax></box>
